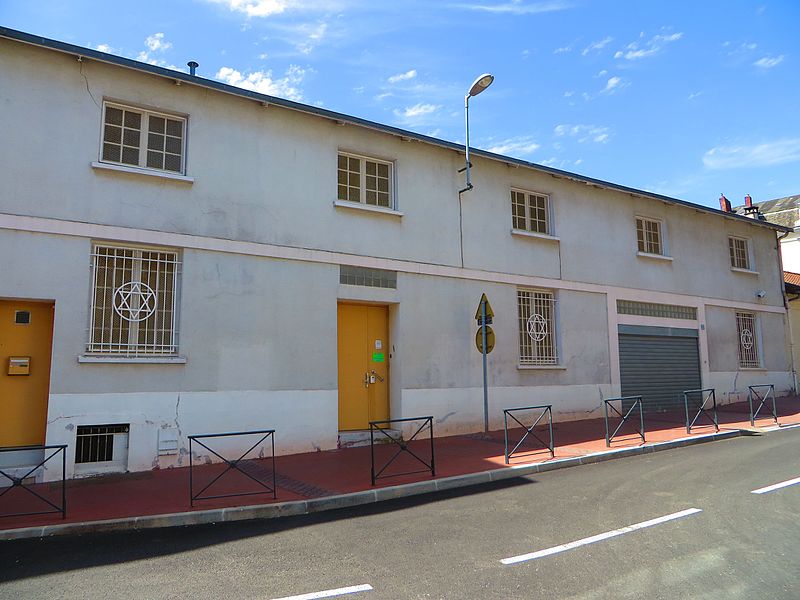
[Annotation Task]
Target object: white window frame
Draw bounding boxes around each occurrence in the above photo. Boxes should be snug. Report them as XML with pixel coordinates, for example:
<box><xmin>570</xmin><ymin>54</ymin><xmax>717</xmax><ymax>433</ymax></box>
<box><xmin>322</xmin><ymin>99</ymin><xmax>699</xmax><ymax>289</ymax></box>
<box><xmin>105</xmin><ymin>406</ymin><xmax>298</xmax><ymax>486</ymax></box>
<box><xmin>511</xmin><ymin>188</ymin><xmax>553</xmax><ymax>236</ymax></box>
<box><xmin>729</xmin><ymin>236</ymin><xmax>754</xmax><ymax>271</ymax></box>
<box><xmin>635</xmin><ymin>216</ymin><xmax>668</xmax><ymax>257</ymax></box>
<box><xmin>517</xmin><ymin>288</ymin><xmax>560</xmax><ymax>366</ymax></box>
<box><xmin>336</xmin><ymin>151</ymin><xmax>396</xmax><ymax>210</ymax></box>
<box><xmin>736</xmin><ymin>311</ymin><xmax>761</xmax><ymax>368</ymax></box>
<box><xmin>86</xmin><ymin>243</ymin><xmax>181</xmax><ymax>358</ymax></box>
<box><xmin>99</xmin><ymin>101</ymin><xmax>187</xmax><ymax>175</ymax></box>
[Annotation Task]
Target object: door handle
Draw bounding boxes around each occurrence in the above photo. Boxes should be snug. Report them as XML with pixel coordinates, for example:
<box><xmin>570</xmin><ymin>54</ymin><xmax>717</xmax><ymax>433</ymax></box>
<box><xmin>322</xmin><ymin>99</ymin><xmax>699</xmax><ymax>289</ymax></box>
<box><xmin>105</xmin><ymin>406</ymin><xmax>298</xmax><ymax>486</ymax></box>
<box><xmin>370</xmin><ymin>370</ymin><xmax>384</xmax><ymax>383</ymax></box>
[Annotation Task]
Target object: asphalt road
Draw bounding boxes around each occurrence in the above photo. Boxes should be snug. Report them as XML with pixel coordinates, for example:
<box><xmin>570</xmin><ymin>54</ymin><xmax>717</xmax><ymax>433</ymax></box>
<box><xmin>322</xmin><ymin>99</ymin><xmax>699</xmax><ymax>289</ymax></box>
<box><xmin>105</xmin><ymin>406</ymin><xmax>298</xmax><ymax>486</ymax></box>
<box><xmin>1</xmin><ymin>428</ymin><xmax>799</xmax><ymax>599</ymax></box>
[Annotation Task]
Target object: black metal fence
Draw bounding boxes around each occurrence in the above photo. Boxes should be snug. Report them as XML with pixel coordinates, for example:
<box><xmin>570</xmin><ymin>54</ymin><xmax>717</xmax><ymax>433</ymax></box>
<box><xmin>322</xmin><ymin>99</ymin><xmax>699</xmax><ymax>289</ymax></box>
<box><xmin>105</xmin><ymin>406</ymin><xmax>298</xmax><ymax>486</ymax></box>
<box><xmin>683</xmin><ymin>388</ymin><xmax>719</xmax><ymax>434</ymax></box>
<box><xmin>604</xmin><ymin>396</ymin><xmax>645</xmax><ymax>447</ymax></box>
<box><xmin>370</xmin><ymin>416</ymin><xmax>435</xmax><ymax>485</ymax></box>
<box><xmin>748</xmin><ymin>384</ymin><xmax>777</xmax><ymax>426</ymax></box>
<box><xmin>0</xmin><ymin>444</ymin><xmax>67</xmax><ymax>519</ymax></box>
<box><xmin>189</xmin><ymin>429</ymin><xmax>276</xmax><ymax>506</ymax></box>
<box><xmin>503</xmin><ymin>404</ymin><xmax>554</xmax><ymax>464</ymax></box>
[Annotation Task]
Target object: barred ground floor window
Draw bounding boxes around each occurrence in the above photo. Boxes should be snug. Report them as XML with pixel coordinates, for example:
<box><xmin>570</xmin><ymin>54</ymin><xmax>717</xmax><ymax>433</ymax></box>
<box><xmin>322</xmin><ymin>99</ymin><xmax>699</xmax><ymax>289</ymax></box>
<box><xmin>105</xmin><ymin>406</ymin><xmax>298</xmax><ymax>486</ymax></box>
<box><xmin>736</xmin><ymin>311</ymin><xmax>760</xmax><ymax>368</ymax></box>
<box><xmin>517</xmin><ymin>289</ymin><xmax>559</xmax><ymax>365</ymax></box>
<box><xmin>88</xmin><ymin>244</ymin><xmax>181</xmax><ymax>356</ymax></box>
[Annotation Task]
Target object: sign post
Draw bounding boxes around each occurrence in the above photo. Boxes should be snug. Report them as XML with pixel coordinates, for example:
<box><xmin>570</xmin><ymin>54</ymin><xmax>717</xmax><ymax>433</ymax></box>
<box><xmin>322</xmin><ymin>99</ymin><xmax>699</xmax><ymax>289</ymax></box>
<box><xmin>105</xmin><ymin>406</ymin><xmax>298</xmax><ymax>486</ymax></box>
<box><xmin>474</xmin><ymin>293</ymin><xmax>495</xmax><ymax>433</ymax></box>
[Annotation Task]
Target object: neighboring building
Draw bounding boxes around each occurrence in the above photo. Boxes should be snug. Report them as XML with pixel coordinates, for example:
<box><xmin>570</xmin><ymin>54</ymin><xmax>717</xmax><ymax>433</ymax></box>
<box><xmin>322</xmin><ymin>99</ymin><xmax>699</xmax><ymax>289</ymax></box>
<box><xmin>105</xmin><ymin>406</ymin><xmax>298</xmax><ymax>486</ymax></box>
<box><xmin>0</xmin><ymin>27</ymin><xmax>794</xmax><ymax>480</ymax></box>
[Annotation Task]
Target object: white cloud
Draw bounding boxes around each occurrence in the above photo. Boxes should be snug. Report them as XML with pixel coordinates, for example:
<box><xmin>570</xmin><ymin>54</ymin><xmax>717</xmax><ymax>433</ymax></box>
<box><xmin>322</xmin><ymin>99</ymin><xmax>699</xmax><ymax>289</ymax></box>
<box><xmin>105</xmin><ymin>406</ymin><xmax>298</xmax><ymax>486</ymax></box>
<box><xmin>215</xmin><ymin>65</ymin><xmax>306</xmax><ymax>100</ymax></box>
<box><xmin>574</xmin><ymin>158</ymin><xmax>583</xmax><ymax>166</ymax></box>
<box><xmin>258</xmin><ymin>52</ymin><xmax>269</xmax><ymax>59</ymax></box>
<box><xmin>388</xmin><ymin>69</ymin><xmax>417</xmax><ymax>84</ymax></box>
<box><xmin>554</xmin><ymin>124</ymin><xmax>611</xmax><ymax>143</ymax></box>
<box><xmin>452</xmin><ymin>1</ymin><xmax>572</xmax><ymax>15</ymax></box>
<box><xmin>484</xmin><ymin>136</ymin><xmax>540</xmax><ymax>157</ymax></box>
<box><xmin>554</xmin><ymin>45</ymin><xmax>572</xmax><ymax>54</ymax></box>
<box><xmin>95</xmin><ymin>43</ymin><xmax>114</xmax><ymax>53</ymax></box>
<box><xmin>582</xmin><ymin>36</ymin><xmax>613</xmax><ymax>56</ymax></box>
<box><xmin>295</xmin><ymin>22</ymin><xmax>328</xmax><ymax>54</ymax></box>
<box><xmin>207</xmin><ymin>0</ymin><xmax>292</xmax><ymax>17</ymax></box>
<box><xmin>703</xmin><ymin>139</ymin><xmax>800</xmax><ymax>170</ymax></box>
<box><xmin>374</xmin><ymin>92</ymin><xmax>393</xmax><ymax>101</ymax></box>
<box><xmin>144</xmin><ymin>33</ymin><xmax>172</xmax><ymax>52</ymax></box>
<box><xmin>688</xmin><ymin>91</ymin><xmax>702</xmax><ymax>100</ymax></box>
<box><xmin>394</xmin><ymin>103</ymin><xmax>440</xmax><ymax>119</ymax></box>
<box><xmin>563</xmin><ymin>90</ymin><xmax>574</xmax><ymax>97</ymax></box>
<box><xmin>754</xmin><ymin>55</ymin><xmax>784</xmax><ymax>69</ymax></box>
<box><xmin>602</xmin><ymin>76</ymin><xmax>626</xmax><ymax>94</ymax></box>
<box><xmin>614</xmin><ymin>31</ymin><xmax>682</xmax><ymax>60</ymax></box>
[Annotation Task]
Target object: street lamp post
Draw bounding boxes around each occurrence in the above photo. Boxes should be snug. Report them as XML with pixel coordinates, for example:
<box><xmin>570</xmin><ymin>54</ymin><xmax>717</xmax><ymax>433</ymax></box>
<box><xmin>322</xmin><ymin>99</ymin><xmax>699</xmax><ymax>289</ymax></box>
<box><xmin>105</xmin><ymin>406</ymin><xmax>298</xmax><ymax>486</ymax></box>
<box><xmin>460</xmin><ymin>73</ymin><xmax>494</xmax><ymax>193</ymax></box>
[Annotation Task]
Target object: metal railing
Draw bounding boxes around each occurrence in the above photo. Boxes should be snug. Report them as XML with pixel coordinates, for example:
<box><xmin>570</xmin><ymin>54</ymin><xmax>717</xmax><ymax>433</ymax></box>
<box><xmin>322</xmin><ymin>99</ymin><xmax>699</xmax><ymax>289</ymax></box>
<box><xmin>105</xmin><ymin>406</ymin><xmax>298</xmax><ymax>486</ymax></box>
<box><xmin>370</xmin><ymin>416</ymin><xmax>435</xmax><ymax>485</ymax></box>
<box><xmin>748</xmin><ymin>384</ymin><xmax>777</xmax><ymax>426</ymax></box>
<box><xmin>683</xmin><ymin>388</ymin><xmax>719</xmax><ymax>434</ymax></box>
<box><xmin>503</xmin><ymin>404</ymin><xmax>554</xmax><ymax>464</ymax></box>
<box><xmin>189</xmin><ymin>429</ymin><xmax>276</xmax><ymax>507</ymax></box>
<box><xmin>0</xmin><ymin>444</ymin><xmax>67</xmax><ymax>519</ymax></box>
<box><xmin>604</xmin><ymin>396</ymin><xmax>645</xmax><ymax>447</ymax></box>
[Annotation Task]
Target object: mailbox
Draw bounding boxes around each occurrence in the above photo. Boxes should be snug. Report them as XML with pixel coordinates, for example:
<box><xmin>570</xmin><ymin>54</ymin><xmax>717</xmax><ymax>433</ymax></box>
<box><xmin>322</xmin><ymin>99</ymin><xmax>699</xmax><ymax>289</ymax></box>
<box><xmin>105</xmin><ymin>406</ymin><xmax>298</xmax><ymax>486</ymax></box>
<box><xmin>8</xmin><ymin>356</ymin><xmax>30</xmax><ymax>376</ymax></box>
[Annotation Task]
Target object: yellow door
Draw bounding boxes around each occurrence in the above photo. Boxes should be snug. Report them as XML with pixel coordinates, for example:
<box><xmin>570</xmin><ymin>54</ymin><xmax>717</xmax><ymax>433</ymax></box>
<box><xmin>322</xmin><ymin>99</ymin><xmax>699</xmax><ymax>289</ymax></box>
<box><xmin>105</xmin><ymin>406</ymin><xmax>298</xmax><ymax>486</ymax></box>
<box><xmin>0</xmin><ymin>300</ymin><xmax>54</xmax><ymax>447</ymax></box>
<box><xmin>337</xmin><ymin>304</ymin><xmax>389</xmax><ymax>430</ymax></box>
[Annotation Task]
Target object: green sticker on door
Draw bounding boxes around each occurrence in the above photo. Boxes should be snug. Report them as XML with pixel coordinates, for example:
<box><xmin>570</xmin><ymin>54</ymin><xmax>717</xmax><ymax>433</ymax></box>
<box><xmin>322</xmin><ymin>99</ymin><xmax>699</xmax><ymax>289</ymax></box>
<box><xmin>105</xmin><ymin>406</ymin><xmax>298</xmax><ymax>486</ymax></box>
<box><xmin>372</xmin><ymin>352</ymin><xmax>385</xmax><ymax>362</ymax></box>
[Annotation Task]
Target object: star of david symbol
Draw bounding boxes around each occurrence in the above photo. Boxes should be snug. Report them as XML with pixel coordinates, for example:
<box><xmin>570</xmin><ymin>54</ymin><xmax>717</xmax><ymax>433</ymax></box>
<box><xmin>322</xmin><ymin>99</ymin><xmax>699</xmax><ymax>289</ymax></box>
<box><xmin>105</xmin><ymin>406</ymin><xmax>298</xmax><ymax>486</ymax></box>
<box><xmin>113</xmin><ymin>281</ymin><xmax>157</xmax><ymax>322</ymax></box>
<box><xmin>527</xmin><ymin>313</ymin><xmax>548</xmax><ymax>342</ymax></box>
<box><xmin>740</xmin><ymin>328</ymin><xmax>754</xmax><ymax>350</ymax></box>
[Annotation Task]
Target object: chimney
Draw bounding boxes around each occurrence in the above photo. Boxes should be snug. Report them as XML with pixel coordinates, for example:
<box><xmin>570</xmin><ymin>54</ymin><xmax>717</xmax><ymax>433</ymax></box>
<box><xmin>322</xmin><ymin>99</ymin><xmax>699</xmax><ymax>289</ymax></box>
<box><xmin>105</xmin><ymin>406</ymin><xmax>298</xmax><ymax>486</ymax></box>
<box><xmin>187</xmin><ymin>61</ymin><xmax>199</xmax><ymax>76</ymax></box>
<box><xmin>719</xmin><ymin>193</ymin><xmax>731</xmax><ymax>212</ymax></box>
<box><xmin>744</xmin><ymin>194</ymin><xmax>753</xmax><ymax>208</ymax></box>
<box><xmin>743</xmin><ymin>194</ymin><xmax>762</xmax><ymax>219</ymax></box>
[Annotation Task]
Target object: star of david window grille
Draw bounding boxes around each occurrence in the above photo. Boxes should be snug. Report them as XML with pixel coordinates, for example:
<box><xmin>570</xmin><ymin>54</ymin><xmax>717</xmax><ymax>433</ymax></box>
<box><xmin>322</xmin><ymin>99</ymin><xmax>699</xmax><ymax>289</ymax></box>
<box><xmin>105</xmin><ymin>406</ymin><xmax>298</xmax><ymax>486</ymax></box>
<box><xmin>518</xmin><ymin>289</ymin><xmax>558</xmax><ymax>366</ymax></box>
<box><xmin>736</xmin><ymin>312</ymin><xmax>759</xmax><ymax>368</ymax></box>
<box><xmin>88</xmin><ymin>245</ymin><xmax>180</xmax><ymax>356</ymax></box>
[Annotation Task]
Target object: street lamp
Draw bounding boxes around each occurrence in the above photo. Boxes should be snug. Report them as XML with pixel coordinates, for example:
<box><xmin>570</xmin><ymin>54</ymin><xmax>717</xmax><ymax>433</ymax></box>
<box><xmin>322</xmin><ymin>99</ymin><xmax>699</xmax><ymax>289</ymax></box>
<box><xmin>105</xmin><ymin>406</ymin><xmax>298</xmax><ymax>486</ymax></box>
<box><xmin>461</xmin><ymin>73</ymin><xmax>494</xmax><ymax>193</ymax></box>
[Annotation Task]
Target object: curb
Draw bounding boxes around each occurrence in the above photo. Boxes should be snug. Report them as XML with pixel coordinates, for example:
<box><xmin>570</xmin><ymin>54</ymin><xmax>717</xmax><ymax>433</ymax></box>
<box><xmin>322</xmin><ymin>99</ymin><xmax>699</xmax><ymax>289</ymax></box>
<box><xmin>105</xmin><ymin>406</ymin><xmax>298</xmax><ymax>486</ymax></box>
<box><xmin>0</xmin><ymin>428</ymin><xmax>744</xmax><ymax>541</ymax></box>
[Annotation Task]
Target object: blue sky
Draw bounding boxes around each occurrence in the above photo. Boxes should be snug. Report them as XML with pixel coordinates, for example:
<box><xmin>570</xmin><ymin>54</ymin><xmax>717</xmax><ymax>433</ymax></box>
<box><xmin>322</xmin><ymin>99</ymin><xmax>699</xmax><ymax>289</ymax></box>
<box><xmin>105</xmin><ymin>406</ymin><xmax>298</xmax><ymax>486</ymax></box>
<box><xmin>2</xmin><ymin>0</ymin><xmax>798</xmax><ymax>208</ymax></box>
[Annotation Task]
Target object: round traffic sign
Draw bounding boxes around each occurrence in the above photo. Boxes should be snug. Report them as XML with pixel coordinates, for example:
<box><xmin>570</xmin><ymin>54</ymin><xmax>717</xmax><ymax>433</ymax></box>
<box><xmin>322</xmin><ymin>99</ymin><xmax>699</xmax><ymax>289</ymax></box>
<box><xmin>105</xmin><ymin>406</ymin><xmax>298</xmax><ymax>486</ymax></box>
<box><xmin>475</xmin><ymin>325</ymin><xmax>495</xmax><ymax>354</ymax></box>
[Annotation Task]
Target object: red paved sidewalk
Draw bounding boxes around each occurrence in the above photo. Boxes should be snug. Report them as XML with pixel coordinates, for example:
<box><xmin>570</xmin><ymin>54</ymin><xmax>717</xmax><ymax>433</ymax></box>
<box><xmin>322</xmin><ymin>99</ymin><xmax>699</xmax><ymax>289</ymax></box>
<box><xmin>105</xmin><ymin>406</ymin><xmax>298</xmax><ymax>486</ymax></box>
<box><xmin>2</xmin><ymin>398</ymin><xmax>799</xmax><ymax>534</ymax></box>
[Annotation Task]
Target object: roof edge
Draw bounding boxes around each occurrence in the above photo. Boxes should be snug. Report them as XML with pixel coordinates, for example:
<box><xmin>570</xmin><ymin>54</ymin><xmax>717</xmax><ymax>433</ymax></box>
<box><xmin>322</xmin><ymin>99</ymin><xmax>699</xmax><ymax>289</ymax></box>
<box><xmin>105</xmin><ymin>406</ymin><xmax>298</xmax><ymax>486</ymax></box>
<box><xmin>0</xmin><ymin>26</ymin><xmax>790</xmax><ymax>234</ymax></box>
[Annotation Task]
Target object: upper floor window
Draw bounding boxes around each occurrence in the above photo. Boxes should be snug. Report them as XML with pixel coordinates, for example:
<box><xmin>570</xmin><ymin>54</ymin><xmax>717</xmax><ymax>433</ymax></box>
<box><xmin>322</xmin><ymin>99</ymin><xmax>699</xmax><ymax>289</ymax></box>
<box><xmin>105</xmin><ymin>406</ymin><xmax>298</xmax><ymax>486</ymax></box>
<box><xmin>101</xmin><ymin>102</ymin><xmax>186</xmax><ymax>174</ymax></box>
<box><xmin>729</xmin><ymin>236</ymin><xmax>751</xmax><ymax>270</ymax></box>
<box><xmin>337</xmin><ymin>152</ymin><xmax>393</xmax><ymax>208</ymax></box>
<box><xmin>512</xmin><ymin>189</ymin><xmax>551</xmax><ymax>235</ymax></box>
<box><xmin>636</xmin><ymin>217</ymin><xmax>664</xmax><ymax>255</ymax></box>
<box><xmin>88</xmin><ymin>244</ymin><xmax>181</xmax><ymax>357</ymax></box>
<box><xmin>517</xmin><ymin>289</ymin><xmax>559</xmax><ymax>366</ymax></box>
<box><xmin>736</xmin><ymin>311</ymin><xmax>760</xmax><ymax>368</ymax></box>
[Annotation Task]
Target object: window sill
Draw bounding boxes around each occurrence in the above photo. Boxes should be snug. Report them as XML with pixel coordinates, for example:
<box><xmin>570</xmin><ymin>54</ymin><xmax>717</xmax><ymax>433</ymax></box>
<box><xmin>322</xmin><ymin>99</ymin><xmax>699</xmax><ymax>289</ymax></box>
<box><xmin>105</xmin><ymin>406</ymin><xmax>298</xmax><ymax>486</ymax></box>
<box><xmin>738</xmin><ymin>367</ymin><xmax>766</xmax><ymax>371</ymax></box>
<box><xmin>517</xmin><ymin>364</ymin><xmax>567</xmax><ymax>370</ymax></box>
<box><xmin>636</xmin><ymin>252</ymin><xmax>673</xmax><ymax>262</ymax></box>
<box><xmin>511</xmin><ymin>229</ymin><xmax>560</xmax><ymax>242</ymax></box>
<box><xmin>91</xmin><ymin>161</ymin><xmax>194</xmax><ymax>183</ymax></box>
<box><xmin>731</xmin><ymin>267</ymin><xmax>759</xmax><ymax>276</ymax></box>
<box><xmin>78</xmin><ymin>355</ymin><xmax>187</xmax><ymax>364</ymax></box>
<box><xmin>333</xmin><ymin>200</ymin><xmax>403</xmax><ymax>217</ymax></box>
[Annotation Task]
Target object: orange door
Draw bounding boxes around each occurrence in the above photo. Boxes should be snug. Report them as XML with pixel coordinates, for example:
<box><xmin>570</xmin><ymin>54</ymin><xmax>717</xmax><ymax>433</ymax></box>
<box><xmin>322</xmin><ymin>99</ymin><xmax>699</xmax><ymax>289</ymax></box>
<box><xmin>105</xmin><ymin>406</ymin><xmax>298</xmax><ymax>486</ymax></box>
<box><xmin>337</xmin><ymin>304</ymin><xmax>389</xmax><ymax>430</ymax></box>
<box><xmin>0</xmin><ymin>300</ymin><xmax>54</xmax><ymax>447</ymax></box>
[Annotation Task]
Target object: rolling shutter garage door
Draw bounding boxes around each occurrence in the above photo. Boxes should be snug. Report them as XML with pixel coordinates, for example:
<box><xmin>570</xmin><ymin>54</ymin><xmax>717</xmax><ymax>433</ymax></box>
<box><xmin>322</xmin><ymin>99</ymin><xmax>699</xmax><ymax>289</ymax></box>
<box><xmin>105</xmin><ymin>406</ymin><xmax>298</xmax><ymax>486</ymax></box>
<box><xmin>618</xmin><ymin>325</ymin><xmax>701</xmax><ymax>413</ymax></box>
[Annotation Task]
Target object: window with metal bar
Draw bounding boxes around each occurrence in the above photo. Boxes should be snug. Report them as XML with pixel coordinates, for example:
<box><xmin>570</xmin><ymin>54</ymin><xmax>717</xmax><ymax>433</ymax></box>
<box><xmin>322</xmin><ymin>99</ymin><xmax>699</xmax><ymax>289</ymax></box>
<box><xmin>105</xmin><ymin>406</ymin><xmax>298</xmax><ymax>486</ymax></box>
<box><xmin>511</xmin><ymin>189</ymin><xmax>550</xmax><ymax>234</ymax></box>
<box><xmin>340</xmin><ymin>265</ymin><xmax>397</xmax><ymax>288</ymax></box>
<box><xmin>101</xmin><ymin>102</ymin><xmax>186</xmax><ymax>174</ymax></box>
<box><xmin>617</xmin><ymin>300</ymin><xmax>697</xmax><ymax>320</ymax></box>
<box><xmin>517</xmin><ymin>289</ymin><xmax>559</xmax><ymax>365</ymax></box>
<box><xmin>75</xmin><ymin>424</ymin><xmax>129</xmax><ymax>464</ymax></box>
<box><xmin>736</xmin><ymin>312</ymin><xmax>760</xmax><ymax>368</ymax></box>
<box><xmin>636</xmin><ymin>217</ymin><xmax>663</xmax><ymax>255</ymax></box>
<box><xmin>729</xmin><ymin>237</ymin><xmax>751</xmax><ymax>270</ymax></box>
<box><xmin>337</xmin><ymin>152</ymin><xmax>393</xmax><ymax>208</ymax></box>
<box><xmin>88</xmin><ymin>244</ymin><xmax>180</xmax><ymax>356</ymax></box>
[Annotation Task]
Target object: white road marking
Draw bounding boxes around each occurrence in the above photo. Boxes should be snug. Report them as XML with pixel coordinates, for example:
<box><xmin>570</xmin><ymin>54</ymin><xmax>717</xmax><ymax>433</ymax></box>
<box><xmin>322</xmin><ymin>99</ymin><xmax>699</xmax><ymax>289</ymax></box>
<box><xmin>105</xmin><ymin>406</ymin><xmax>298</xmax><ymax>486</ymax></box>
<box><xmin>500</xmin><ymin>508</ymin><xmax>703</xmax><ymax>565</ymax></box>
<box><xmin>751</xmin><ymin>476</ymin><xmax>800</xmax><ymax>495</ymax></box>
<box><xmin>271</xmin><ymin>584</ymin><xmax>373</xmax><ymax>600</ymax></box>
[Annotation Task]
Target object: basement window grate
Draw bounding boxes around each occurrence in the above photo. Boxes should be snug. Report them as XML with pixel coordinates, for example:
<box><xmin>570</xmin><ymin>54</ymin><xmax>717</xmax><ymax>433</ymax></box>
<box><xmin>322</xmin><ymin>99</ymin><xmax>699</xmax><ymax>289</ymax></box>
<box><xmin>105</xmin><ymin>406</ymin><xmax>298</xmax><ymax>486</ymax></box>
<box><xmin>75</xmin><ymin>424</ymin><xmax>129</xmax><ymax>464</ymax></box>
<box><xmin>617</xmin><ymin>300</ymin><xmax>697</xmax><ymax>320</ymax></box>
<box><xmin>340</xmin><ymin>265</ymin><xmax>397</xmax><ymax>289</ymax></box>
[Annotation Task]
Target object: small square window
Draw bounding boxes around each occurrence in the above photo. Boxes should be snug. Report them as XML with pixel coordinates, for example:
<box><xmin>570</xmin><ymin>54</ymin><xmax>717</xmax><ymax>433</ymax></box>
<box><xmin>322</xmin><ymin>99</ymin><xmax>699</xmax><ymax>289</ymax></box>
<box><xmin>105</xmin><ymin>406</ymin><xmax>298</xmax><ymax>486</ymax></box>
<box><xmin>636</xmin><ymin>217</ymin><xmax>664</xmax><ymax>255</ymax></box>
<box><xmin>511</xmin><ymin>190</ymin><xmax>551</xmax><ymax>235</ymax></box>
<box><xmin>337</xmin><ymin>152</ymin><xmax>394</xmax><ymax>208</ymax></box>
<box><xmin>100</xmin><ymin>102</ymin><xmax>186</xmax><ymax>175</ymax></box>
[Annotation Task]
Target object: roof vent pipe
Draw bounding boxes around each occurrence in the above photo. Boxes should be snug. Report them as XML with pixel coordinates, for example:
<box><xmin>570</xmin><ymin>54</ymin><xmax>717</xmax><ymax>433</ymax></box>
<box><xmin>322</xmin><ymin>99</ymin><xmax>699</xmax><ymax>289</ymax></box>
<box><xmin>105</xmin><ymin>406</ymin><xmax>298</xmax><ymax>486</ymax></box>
<box><xmin>187</xmin><ymin>61</ymin><xmax>199</xmax><ymax>76</ymax></box>
<box><xmin>719</xmin><ymin>193</ymin><xmax>731</xmax><ymax>213</ymax></box>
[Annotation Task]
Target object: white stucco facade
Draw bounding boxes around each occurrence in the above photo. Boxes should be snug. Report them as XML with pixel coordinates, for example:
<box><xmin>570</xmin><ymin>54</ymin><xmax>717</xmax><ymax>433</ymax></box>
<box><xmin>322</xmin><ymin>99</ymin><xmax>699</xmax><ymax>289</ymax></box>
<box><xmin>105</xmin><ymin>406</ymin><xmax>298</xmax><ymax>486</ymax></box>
<box><xmin>0</xmin><ymin>31</ymin><xmax>793</xmax><ymax>480</ymax></box>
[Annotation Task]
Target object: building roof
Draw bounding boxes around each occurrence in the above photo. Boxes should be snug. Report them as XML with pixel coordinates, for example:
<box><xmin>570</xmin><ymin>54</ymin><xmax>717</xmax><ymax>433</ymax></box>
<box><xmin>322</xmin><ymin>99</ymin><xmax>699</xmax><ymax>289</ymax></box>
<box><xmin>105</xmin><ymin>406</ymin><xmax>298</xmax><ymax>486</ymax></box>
<box><xmin>784</xmin><ymin>271</ymin><xmax>800</xmax><ymax>286</ymax></box>
<box><xmin>734</xmin><ymin>195</ymin><xmax>800</xmax><ymax>229</ymax></box>
<box><xmin>0</xmin><ymin>25</ymin><xmax>791</xmax><ymax>234</ymax></box>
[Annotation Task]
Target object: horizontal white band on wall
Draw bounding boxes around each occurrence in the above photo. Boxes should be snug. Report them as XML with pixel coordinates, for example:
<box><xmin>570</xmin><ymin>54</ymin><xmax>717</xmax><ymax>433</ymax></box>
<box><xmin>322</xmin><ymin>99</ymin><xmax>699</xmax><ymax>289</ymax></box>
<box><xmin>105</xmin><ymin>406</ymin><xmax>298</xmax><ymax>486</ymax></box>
<box><xmin>0</xmin><ymin>212</ymin><xmax>785</xmax><ymax>314</ymax></box>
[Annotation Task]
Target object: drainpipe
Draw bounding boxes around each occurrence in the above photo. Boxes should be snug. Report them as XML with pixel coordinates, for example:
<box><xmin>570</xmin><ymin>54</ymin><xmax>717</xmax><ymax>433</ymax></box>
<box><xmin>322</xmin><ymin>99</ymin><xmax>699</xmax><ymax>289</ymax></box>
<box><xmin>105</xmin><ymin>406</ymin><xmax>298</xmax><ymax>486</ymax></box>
<box><xmin>776</xmin><ymin>228</ymin><xmax>796</xmax><ymax>392</ymax></box>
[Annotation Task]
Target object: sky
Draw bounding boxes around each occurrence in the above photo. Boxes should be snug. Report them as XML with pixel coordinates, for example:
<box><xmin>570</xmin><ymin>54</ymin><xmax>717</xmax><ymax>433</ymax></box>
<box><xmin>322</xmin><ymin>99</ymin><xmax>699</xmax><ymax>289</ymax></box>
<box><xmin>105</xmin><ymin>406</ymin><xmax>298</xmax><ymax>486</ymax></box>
<box><xmin>2</xmin><ymin>0</ymin><xmax>798</xmax><ymax>209</ymax></box>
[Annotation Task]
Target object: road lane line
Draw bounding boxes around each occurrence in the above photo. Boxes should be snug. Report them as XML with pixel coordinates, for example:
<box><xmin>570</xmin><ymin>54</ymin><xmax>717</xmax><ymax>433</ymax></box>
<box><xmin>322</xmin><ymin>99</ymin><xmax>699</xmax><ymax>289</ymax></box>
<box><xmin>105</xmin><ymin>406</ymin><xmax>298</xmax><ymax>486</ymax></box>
<box><xmin>751</xmin><ymin>476</ymin><xmax>800</xmax><ymax>494</ymax></box>
<box><xmin>271</xmin><ymin>584</ymin><xmax>373</xmax><ymax>600</ymax></box>
<box><xmin>500</xmin><ymin>508</ymin><xmax>702</xmax><ymax>565</ymax></box>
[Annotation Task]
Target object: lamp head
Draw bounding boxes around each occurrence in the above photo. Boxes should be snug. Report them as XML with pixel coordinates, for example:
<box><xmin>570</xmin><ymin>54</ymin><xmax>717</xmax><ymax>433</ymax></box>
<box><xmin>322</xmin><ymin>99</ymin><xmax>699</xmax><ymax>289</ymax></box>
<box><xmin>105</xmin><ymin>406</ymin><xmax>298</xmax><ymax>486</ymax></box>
<box><xmin>468</xmin><ymin>73</ymin><xmax>494</xmax><ymax>97</ymax></box>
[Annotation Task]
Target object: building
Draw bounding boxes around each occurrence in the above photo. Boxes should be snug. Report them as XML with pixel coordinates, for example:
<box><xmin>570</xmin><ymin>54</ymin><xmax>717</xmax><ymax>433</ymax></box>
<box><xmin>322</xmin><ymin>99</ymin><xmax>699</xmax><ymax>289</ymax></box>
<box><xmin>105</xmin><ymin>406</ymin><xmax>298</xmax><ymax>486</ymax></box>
<box><xmin>0</xmin><ymin>27</ymin><xmax>793</xmax><ymax>481</ymax></box>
